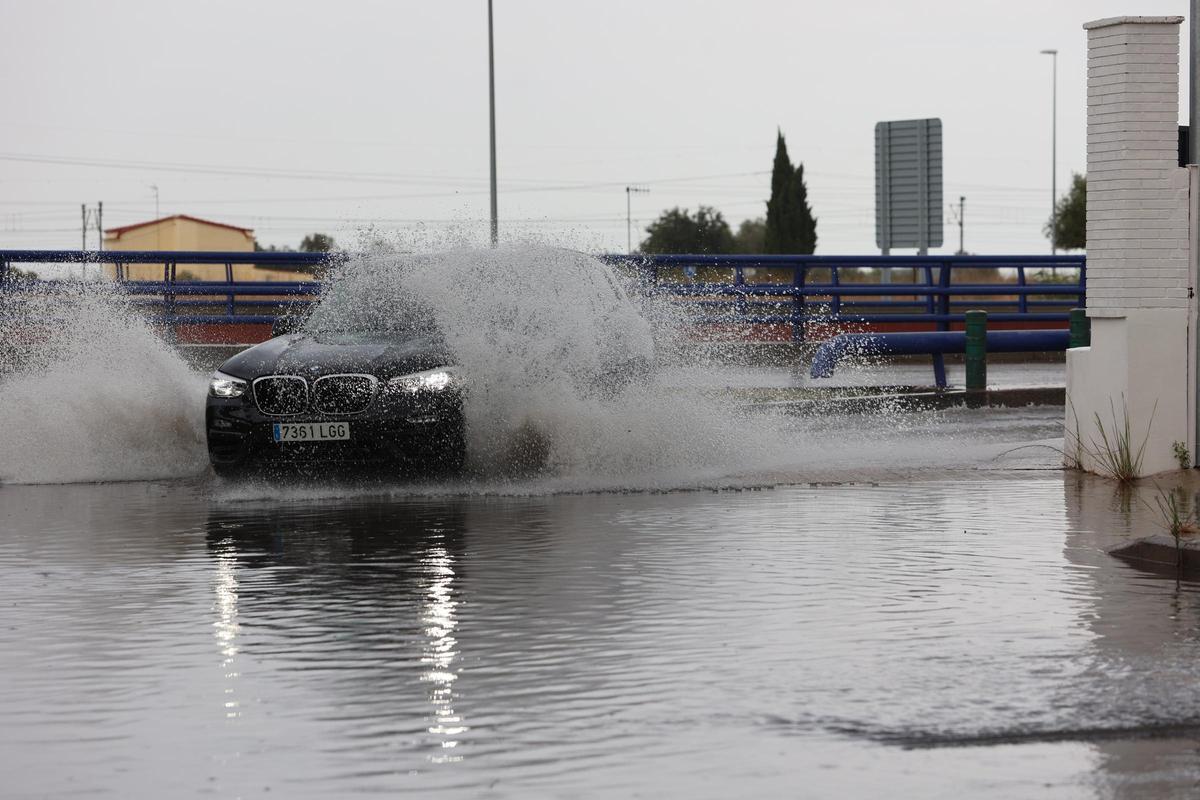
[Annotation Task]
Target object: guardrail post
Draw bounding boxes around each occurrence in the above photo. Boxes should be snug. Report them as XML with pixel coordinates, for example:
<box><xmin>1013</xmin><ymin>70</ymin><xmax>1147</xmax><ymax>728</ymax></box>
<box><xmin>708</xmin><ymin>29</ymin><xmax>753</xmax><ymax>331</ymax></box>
<box><xmin>931</xmin><ymin>261</ymin><xmax>953</xmax><ymax>388</ymax></box>
<box><xmin>225</xmin><ymin>262</ymin><xmax>236</xmax><ymax>319</ymax></box>
<box><xmin>164</xmin><ymin>261</ymin><xmax>178</xmax><ymax>345</ymax></box>
<box><xmin>791</xmin><ymin>263</ymin><xmax>806</xmax><ymax>342</ymax></box>
<box><xmin>1069</xmin><ymin>307</ymin><xmax>1091</xmax><ymax>348</ymax></box>
<box><xmin>734</xmin><ymin>264</ymin><xmax>747</xmax><ymax>323</ymax></box>
<box><xmin>830</xmin><ymin>266</ymin><xmax>841</xmax><ymax>316</ymax></box>
<box><xmin>965</xmin><ymin>309</ymin><xmax>987</xmax><ymax>391</ymax></box>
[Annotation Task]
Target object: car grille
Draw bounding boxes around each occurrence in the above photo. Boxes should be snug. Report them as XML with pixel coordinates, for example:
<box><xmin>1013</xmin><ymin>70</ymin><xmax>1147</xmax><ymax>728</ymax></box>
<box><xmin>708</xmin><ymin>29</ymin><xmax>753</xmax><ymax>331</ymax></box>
<box><xmin>313</xmin><ymin>374</ymin><xmax>377</xmax><ymax>415</ymax></box>
<box><xmin>253</xmin><ymin>376</ymin><xmax>309</xmax><ymax>415</ymax></box>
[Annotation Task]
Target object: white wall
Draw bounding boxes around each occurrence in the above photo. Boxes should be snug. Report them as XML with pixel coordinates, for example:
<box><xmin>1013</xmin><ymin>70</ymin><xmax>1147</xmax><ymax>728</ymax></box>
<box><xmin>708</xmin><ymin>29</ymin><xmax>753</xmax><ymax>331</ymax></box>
<box><xmin>1068</xmin><ymin>15</ymin><xmax>1193</xmax><ymax>476</ymax></box>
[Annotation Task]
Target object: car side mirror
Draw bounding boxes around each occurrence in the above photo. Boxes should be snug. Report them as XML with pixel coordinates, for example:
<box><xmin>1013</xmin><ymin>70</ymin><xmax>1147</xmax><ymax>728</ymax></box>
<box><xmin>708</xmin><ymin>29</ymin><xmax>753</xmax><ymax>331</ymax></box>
<box><xmin>271</xmin><ymin>316</ymin><xmax>299</xmax><ymax>337</ymax></box>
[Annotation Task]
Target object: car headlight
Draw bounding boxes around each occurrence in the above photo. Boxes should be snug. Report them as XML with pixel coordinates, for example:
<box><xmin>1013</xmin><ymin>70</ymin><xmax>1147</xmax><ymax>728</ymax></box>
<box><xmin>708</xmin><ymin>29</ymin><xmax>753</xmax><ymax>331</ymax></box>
<box><xmin>209</xmin><ymin>370</ymin><xmax>248</xmax><ymax>398</ymax></box>
<box><xmin>387</xmin><ymin>366</ymin><xmax>461</xmax><ymax>394</ymax></box>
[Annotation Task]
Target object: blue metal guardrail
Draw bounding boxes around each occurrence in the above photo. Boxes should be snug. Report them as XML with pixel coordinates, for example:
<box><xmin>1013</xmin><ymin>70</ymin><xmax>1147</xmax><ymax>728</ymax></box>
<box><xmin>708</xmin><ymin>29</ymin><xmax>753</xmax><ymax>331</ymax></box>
<box><xmin>0</xmin><ymin>250</ymin><xmax>1085</xmax><ymax>338</ymax></box>
<box><xmin>809</xmin><ymin>329</ymin><xmax>1073</xmax><ymax>388</ymax></box>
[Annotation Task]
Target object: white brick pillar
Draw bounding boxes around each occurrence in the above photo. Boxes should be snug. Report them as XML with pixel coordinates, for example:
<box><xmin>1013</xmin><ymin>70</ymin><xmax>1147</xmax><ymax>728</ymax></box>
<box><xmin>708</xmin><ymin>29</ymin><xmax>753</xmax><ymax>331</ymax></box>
<box><xmin>1067</xmin><ymin>15</ymin><xmax>1191</xmax><ymax>475</ymax></box>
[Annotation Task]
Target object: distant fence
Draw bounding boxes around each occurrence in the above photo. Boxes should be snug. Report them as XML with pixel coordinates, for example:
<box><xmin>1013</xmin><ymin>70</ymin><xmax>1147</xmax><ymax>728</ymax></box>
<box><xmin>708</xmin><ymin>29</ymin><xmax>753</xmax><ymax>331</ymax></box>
<box><xmin>0</xmin><ymin>250</ymin><xmax>1085</xmax><ymax>344</ymax></box>
<box><xmin>607</xmin><ymin>253</ymin><xmax>1085</xmax><ymax>342</ymax></box>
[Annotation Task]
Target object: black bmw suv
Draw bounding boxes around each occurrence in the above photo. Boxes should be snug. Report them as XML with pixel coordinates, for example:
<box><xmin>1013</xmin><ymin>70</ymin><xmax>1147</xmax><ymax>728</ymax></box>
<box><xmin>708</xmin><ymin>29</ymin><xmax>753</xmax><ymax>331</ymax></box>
<box><xmin>205</xmin><ymin>300</ymin><xmax>465</xmax><ymax>478</ymax></box>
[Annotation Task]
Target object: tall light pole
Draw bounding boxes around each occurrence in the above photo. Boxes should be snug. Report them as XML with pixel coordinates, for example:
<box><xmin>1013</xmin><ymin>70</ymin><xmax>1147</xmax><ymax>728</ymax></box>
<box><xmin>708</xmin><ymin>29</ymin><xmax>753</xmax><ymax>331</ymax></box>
<box><xmin>488</xmin><ymin>0</ymin><xmax>498</xmax><ymax>247</ymax></box>
<box><xmin>1040</xmin><ymin>49</ymin><xmax>1058</xmax><ymax>257</ymax></box>
<box><xmin>625</xmin><ymin>186</ymin><xmax>648</xmax><ymax>254</ymax></box>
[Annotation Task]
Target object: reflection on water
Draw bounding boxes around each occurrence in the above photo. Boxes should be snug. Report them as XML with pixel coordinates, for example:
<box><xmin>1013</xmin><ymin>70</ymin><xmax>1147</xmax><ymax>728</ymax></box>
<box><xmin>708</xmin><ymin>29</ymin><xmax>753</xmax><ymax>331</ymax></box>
<box><xmin>420</xmin><ymin>539</ymin><xmax>466</xmax><ymax>759</ymax></box>
<box><xmin>212</xmin><ymin>548</ymin><xmax>241</xmax><ymax>719</ymax></box>
<box><xmin>2</xmin><ymin>476</ymin><xmax>1200</xmax><ymax>797</ymax></box>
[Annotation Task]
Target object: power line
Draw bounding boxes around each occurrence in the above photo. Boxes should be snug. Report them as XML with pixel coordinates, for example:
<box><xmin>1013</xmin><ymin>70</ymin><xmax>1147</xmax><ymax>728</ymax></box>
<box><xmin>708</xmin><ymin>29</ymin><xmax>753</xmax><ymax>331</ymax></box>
<box><xmin>0</xmin><ymin>151</ymin><xmax>768</xmax><ymax>194</ymax></box>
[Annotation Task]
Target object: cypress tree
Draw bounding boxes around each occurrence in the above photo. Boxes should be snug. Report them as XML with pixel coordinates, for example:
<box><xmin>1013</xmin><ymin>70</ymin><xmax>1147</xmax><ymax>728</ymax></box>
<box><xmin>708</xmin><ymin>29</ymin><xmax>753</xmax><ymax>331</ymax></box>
<box><xmin>764</xmin><ymin>131</ymin><xmax>792</xmax><ymax>254</ymax></box>
<box><xmin>764</xmin><ymin>130</ymin><xmax>818</xmax><ymax>254</ymax></box>
<box><xmin>790</xmin><ymin>162</ymin><xmax>817</xmax><ymax>254</ymax></box>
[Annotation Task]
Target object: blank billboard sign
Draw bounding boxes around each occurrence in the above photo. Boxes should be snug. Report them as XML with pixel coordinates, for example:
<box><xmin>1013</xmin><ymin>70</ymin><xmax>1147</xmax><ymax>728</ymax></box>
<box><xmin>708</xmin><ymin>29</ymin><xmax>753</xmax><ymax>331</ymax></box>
<box><xmin>875</xmin><ymin>118</ymin><xmax>943</xmax><ymax>252</ymax></box>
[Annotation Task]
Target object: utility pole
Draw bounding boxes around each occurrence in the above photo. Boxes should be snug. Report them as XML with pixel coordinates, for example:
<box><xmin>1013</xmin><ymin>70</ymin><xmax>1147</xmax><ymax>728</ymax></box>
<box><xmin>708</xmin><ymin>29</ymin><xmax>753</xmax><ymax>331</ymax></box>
<box><xmin>1192</xmin><ymin>0</ymin><xmax>1199</xmax><ymax>166</ymax></box>
<box><xmin>625</xmin><ymin>186</ymin><xmax>648</xmax><ymax>254</ymax></box>
<box><xmin>81</xmin><ymin>204</ymin><xmax>87</xmax><ymax>250</ymax></box>
<box><xmin>97</xmin><ymin>201</ymin><xmax>103</xmax><ymax>252</ymax></box>
<box><xmin>957</xmin><ymin>196</ymin><xmax>965</xmax><ymax>254</ymax></box>
<box><xmin>487</xmin><ymin>0</ymin><xmax>498</xmax><ymax>247</ymax></box>
<box><xmin>1040</xmin><ymin>49</ymin><xmax>1058</xmax><ymax>257</ymax></box>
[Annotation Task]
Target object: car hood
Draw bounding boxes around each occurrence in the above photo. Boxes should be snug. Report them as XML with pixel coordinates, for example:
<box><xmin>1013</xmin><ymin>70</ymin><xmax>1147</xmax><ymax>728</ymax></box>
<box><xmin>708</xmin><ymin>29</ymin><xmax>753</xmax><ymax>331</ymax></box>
<box><xmin>219</xmin><ymin>333</ymin><xmax>453</xmax><ymax>380</ymax></box>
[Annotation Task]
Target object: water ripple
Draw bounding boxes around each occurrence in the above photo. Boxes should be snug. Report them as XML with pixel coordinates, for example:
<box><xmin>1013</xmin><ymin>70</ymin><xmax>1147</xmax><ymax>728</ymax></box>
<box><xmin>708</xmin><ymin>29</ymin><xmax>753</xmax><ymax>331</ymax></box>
<box><xmin>3</xmin><ymin>476</ymin><xmax>1200</xmax><ymax>796</ymax></box>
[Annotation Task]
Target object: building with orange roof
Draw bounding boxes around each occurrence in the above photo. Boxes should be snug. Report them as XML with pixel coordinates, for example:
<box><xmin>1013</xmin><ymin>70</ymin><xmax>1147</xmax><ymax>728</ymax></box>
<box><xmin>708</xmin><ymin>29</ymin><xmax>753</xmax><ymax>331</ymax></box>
<box><xmin>102</xmin><ymin>215</ymin><xmax>303</xmax><ymax>281</ymax></box>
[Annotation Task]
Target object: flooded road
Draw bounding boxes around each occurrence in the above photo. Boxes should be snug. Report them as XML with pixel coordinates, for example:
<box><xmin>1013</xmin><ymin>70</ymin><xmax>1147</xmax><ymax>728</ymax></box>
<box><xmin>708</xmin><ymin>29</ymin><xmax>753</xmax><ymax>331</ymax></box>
<box><xmin>4</xmin><ymin>467</ymin><xmax>1200</xmax><ymax>798</ymax></box>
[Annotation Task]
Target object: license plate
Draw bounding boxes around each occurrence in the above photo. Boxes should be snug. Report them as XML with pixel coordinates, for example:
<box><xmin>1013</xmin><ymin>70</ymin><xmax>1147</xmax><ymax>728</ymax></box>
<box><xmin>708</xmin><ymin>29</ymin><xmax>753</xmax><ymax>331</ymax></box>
<box><xmin>272</xmin><ymin>422</ymin><xmax>351</xmax><ymax>442</ymax></box>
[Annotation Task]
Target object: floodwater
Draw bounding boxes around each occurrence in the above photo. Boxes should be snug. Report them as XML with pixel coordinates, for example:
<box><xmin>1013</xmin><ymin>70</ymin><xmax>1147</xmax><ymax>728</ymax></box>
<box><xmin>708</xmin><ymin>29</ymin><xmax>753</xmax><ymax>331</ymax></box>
<box><xmin>2</xmin><ymin>249</ymin><xmax>1194</xmax><ymax>797</ymax></box>
<box><xmin>5</xmin><ymin>450</ymin><xmax>1200</xmax><ymax>798</ymax></box>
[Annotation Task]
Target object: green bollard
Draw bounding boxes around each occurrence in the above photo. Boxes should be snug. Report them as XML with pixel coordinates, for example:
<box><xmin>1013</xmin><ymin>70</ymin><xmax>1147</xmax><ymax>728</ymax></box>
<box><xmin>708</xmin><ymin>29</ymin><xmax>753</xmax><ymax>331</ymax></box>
<box><xmin>1068</xmin><ymin>308</ymin><xmax>1090</xmax><ymax>348</ymax></box>
<box><xmin>965</xmin><ymin>310</ymin><xmax>987</xmax><ymax>391</ymax></box>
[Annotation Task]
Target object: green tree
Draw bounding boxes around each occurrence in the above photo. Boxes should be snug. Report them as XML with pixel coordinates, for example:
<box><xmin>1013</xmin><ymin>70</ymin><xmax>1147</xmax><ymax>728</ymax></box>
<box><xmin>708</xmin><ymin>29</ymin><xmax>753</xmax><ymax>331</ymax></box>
<box><xmin>1046</xmin><ymin>173</ymin><xmax>1085</xmax><ymax>250</ymax></box>
<box><xmin>732</xmin><ymin>217</ymin><xmax>766</xmax><ymax>254</ymax></box>
<box><xmin>254</xmin><ymin>241</ymin><xmax>295</xmax><ymax>253</ymax></box>
<box><xmin>300</xmin><ymin>232</ymin><xmax>337</xmax><ymax>253</ymax></box>
<box><xmin>641</xmin><ymin>206</ymin><xmax>734</xmax><ymax>253</ymax></box>
<box><xmin>764</xmin><ymin>131</ymin><xmax>817</xmax><ymax>254</ymax></box>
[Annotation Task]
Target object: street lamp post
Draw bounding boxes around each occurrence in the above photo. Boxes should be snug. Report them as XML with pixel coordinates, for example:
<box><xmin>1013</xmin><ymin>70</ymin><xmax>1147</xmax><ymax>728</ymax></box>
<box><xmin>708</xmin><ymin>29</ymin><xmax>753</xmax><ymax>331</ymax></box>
<box><xmin>488</xmin><ymin>0</ymin><xmax>498</xmax><ymax>247</ymax></box>
<box><xmin>1040</xmin><ymin>49</ymin><xmax>1058</xmax><ymax>258</ymax></box>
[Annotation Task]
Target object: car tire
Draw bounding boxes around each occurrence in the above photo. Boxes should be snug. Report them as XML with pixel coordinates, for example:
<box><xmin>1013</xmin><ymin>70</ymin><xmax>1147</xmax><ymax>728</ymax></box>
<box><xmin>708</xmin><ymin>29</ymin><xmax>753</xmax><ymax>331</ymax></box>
<box><xmin>431</xmin><ymin>429</ymin><xmax>467</xmax><ymax>476</ymax></box>
<box><xmin>211</xmin><ymin>461</ymin><xmax>247</xmax><ymax>480</ymax></box>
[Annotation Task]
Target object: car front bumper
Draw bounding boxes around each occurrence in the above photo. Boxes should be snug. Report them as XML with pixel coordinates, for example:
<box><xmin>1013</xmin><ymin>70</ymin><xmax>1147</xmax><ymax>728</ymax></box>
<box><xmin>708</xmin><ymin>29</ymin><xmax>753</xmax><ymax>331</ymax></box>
<box><xmin>206</xmin><ymin>389</ymin><xmax>465</xmax><ymax>471</ymax></box>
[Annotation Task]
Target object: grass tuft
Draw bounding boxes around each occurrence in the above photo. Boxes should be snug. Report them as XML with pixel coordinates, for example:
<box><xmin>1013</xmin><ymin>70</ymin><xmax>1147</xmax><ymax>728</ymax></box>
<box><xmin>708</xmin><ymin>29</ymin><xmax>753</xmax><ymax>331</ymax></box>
<box><xmin>1086</xmin><ymin>397</ymin><xmax>1153</xmax><ymax>483</ymax></box>
<box><xmin>1151</xmin><ymin>484</ymin><xmax>1198</xmax><ymax>569</ymax></box>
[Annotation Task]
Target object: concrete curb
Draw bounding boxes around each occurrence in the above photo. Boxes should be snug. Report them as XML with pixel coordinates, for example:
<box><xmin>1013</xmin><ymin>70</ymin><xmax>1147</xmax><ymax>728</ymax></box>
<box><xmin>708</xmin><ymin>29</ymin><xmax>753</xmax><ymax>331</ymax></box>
<box><xmin>746</xmin><ymin>386</ymin><xmax>1064</xmax><ymax>414</ymax></box>
<box><xmin>1109</xmin><ymin>533</ymin><xmax>1200</xmax><ymax>577</ymax></box>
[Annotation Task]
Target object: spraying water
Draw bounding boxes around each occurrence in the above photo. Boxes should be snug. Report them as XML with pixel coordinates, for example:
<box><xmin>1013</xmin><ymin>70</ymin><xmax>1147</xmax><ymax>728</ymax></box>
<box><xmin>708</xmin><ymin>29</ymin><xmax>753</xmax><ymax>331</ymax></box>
<box><xmin>305</xmin><ymin>244</ymin><xmax>792</xmax><ymax>489</ymax></box>
<box><xmin>0</xmin><ymin>281</ymin><xmax>207</xmax><ymax>484</ymax></box>
<box><xmin>0</xmin><ymin>245</ymin><xmax>1053</xmax><ymax>491</ymax></box>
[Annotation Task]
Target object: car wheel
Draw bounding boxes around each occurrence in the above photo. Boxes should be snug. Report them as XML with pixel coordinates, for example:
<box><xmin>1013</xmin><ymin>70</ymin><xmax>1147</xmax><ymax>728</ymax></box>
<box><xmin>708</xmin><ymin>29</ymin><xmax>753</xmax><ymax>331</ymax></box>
<box><xmin>211</xmin><ymin>461</ymin><xmax>247</xmax><ymax>480</ymax></box>
<box><xmin>431</xmin><ymin>430</ymin><xmax>467</xmax><ymax>476</ymax></box>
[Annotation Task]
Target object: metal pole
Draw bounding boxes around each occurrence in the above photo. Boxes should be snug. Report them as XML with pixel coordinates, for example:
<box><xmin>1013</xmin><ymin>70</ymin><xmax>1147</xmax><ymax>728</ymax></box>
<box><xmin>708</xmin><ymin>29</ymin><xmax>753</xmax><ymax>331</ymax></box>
<box><xmin>1192</xmin><ymin>0</ymin><xmax>1199</xmax><ymax>165</ymax></box>
<box><xmin>1041</xmin><ymin>49</ymin><xmax>1058</xmax><ymax>256</ymax></box>
<box><xmin>965</xmin><ymin>310</ymin><xmax>988</xmax><ymax>391</ymax></box>
<box><xmin>97</xmin><ymin>201</ymin><xmax>103</xmax><ymax>252</ymax></box>
<box><xmin>488</xmin><ymin>0</ymin><xmax>498</xmax><ymax>247</ymax></box>
<box><xmin>624</xmin><ymin>186</ymin><xmax>647</xmax><ymax>254</ymax></box>
<box><xmin>959</xmin><ymin>196</ymin><xmax>965</xmax><ymax>254</ymax></box>
<box><xmin>1191</xmin><ymin>1</ymin><xmax>1200</xmax><ymax>466</ymax></box>
<box><xmin>1052</xmin><ymin>51</ymin><xmax>1057</xmax><ymax>257</ymax></box>
<box><xmin>626</xmin><ymin>186</ymin><xmax>631</xmax><ymax>254</ymax></box>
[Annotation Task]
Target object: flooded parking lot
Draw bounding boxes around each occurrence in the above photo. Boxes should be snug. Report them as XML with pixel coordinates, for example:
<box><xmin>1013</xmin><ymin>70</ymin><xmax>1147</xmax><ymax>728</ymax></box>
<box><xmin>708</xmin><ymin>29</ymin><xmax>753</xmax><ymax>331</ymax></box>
<box><xmin>1</xmin><ymin>253</ymin><xmax>1191</xmax><ymax>797</ymax></box>
<box><xmin>5</xmin><ymin>445</ymin><xmax>1200</xmax><ymax>798</ymax></box>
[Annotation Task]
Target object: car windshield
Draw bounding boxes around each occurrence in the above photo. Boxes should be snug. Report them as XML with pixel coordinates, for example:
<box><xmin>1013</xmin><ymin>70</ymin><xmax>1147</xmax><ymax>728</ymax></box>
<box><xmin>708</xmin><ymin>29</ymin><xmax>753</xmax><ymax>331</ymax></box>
<box><xmin>304</xmin><ymin>284</ymin><xmax>441</xmax><ymax>338</ymax></box>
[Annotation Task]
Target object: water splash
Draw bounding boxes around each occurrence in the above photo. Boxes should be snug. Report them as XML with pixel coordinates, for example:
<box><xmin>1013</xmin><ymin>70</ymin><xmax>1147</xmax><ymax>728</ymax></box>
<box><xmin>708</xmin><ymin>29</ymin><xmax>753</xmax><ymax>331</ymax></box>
<box><xmin>0</xmin><ymin>245</ymin><xmax>1050</xmax><ymax>491</ymax></box>
<box><xmin>312</xmin><ymin>244</ymin><xmax>790</xmax><ymax>485</ymax></box>
<box><xmin>0</xmin><ymin>281</ymin><xmax>206</xmax><ymax>484</ymax></box>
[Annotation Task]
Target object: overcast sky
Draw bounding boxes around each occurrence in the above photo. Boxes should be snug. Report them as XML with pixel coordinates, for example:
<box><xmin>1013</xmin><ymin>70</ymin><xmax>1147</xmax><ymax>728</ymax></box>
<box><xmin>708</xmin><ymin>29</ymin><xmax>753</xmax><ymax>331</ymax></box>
<box><xmin>0</xmin><ymin>0</ymin><xmax>1191</xmax><ymax>255</ymax></box>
